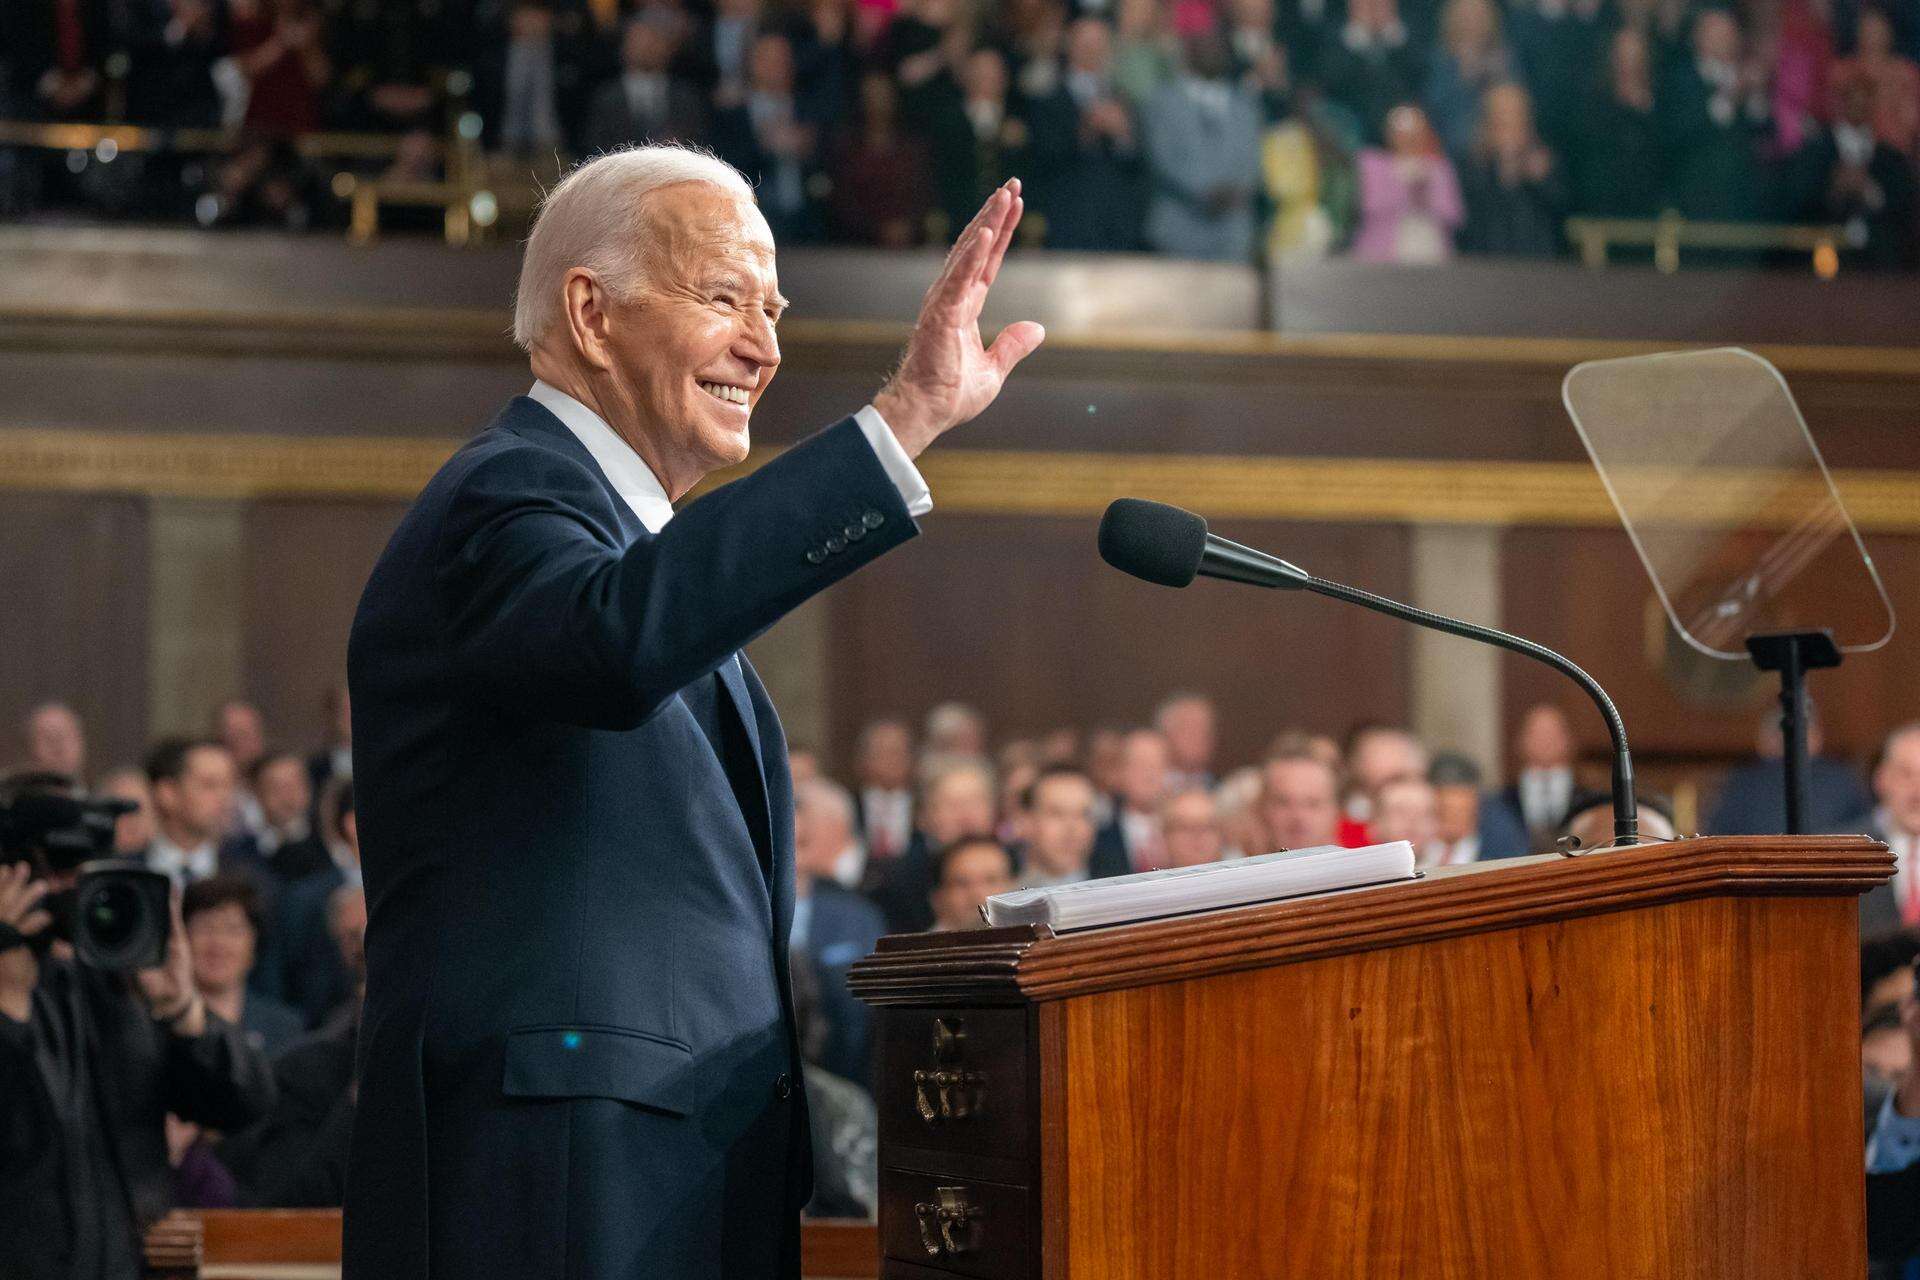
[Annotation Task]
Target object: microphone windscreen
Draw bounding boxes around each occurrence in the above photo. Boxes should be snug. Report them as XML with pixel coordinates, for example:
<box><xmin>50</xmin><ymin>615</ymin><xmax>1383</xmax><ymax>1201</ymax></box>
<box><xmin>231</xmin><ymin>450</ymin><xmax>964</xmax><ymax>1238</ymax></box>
<box><xmin>1098</xmin><ymin>499</ymin><xmax>1208</xmax><ymax>588</ymax></box>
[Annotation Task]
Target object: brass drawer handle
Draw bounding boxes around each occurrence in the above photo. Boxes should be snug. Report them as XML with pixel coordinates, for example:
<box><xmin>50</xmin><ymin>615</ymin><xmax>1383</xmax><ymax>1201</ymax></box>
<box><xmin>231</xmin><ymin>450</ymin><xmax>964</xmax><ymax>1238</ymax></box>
<box><xmin>914</xmin><ymin>1186</ymin><xmax>982</xmax><ymax>1257</ymax></box>
<box><xmin>913</xmin><ymin>1067</ymin><xmax>985</xmax><ymax>1121</ymax></box>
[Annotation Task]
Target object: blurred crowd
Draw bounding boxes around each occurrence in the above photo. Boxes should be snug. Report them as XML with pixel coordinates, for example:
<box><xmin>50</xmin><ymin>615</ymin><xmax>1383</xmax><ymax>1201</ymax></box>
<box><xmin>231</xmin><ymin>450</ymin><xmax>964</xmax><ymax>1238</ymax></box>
<box><xmin>9</xmin><ymin>685</ymin><xmax>1920</xmax><ymax>1241</ymax></box>
<box><xmin>4</xmin><ymin>0</ymin><xmax>1918</xmax><ymax>263</ymax></box>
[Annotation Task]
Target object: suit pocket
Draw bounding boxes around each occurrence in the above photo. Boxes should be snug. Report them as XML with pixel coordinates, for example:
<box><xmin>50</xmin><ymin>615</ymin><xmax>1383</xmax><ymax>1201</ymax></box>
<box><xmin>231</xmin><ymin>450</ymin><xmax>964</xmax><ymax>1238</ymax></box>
<box><xmin>501</xmin><ymin>1025</ymin><xmax>698</xmax><ymax>1117</ymax></box>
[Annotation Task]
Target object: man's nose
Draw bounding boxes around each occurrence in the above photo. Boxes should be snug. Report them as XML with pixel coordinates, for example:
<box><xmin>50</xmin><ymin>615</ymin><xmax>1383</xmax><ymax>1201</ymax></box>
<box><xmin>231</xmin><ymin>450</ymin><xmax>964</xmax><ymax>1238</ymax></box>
<box><xmin>736</xmin><ymin>311</ymin><xmax>781</xmax><ymax>372</ymax></box>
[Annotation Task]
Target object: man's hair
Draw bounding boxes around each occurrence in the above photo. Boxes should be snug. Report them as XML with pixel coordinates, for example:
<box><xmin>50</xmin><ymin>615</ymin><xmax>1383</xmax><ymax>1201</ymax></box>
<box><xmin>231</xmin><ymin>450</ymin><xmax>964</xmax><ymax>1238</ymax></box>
<box><xmin>1261</xmin><ymin>750</ymin><xmax>1339</xmax><ymax>793</ymax></box>
<box><xmin>1021</xmin><ymin>763</ymin><xmax>1093</xmax><ymax>811</ymax></box>
<box><xmin>794</xmin><ymin>776</ymin><xmax>857</xmax><ymax>831</ymax></box>
<box><xmin>1428</xmin><ymin>751</ymin><xmax>1484</xmax><ymax>788</ymax></box>
<box><xmin>920</xmin><ymin>755</ymin><xmax>994</xmax><ymax>804</ymax></box>
<box><xmin>512</xmin><ymin>144</ymin><xmax>755</xmax><ymax>352</ymax></box>
<box><xmin>248</xmin><ymin>748</ymin><xmax>307</xmax><ymax>788</ymax></box>
<box><xmin>1861</xmin><ymin>931</ymin><xmax>1920</xmax><ymax>1007</ymax></box>
<box><xmin>182</xmin><ymin>873</ymin><xmax>264</xmax><ymax>935</ymax></box>
<box><xmin>932</xmin><ymin>835</ymin><xmax>1016</xmax><ymax>886</ymax></box>
<box><xmin>144</xmin><ymin>736</ymin><xmax>222</xmax><ymax>787</ymax></box>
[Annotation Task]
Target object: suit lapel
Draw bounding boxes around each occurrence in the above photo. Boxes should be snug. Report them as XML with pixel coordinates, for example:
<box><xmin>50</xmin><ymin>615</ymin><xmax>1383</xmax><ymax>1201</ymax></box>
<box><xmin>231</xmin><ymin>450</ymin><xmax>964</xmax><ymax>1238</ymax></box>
<box><xmin>716</xmin><ymin>653</ymin><xmax>773</xmax><ymax>868</ymax></box>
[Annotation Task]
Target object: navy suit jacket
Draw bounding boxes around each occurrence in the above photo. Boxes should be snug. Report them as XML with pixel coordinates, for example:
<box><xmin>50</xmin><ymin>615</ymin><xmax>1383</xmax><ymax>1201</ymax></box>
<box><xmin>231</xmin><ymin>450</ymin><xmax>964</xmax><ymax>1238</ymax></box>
<box><xmin>1089</xmin><ymin>817</ymin><xmax>1136</xmax><ymax>879</ymax></box>
<box><xmin>342</xmin><ymin>396</ymin><xmax>915</xmax><ymax>1280</ymax></box>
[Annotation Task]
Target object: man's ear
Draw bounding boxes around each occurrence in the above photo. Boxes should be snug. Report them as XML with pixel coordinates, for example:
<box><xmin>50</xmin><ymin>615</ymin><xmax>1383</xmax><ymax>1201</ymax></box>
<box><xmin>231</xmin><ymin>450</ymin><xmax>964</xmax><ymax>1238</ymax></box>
<box><xmin>562</xmin><ymin>269</ymin><xmax>617</xmax><ymax>373</ymax></box>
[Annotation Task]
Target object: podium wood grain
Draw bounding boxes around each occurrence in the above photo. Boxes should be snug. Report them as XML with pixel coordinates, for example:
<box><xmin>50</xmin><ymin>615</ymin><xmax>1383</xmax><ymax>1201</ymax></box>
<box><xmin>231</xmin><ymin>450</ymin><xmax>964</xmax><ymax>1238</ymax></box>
<box><xmin>852</xmin><ymin>836</ymin><xmax>1891</xmax><ymax>1280</ymax></box>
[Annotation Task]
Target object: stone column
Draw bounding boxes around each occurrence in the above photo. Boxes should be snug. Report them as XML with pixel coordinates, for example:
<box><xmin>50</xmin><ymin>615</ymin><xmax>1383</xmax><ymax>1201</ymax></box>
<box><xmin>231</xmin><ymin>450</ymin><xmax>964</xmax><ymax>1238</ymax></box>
<box><xmin>146</xmin><ymin>498</ymin><xmax>247</xmax><ymax>737</ymax></box>
<box><xmin>1407</xmin><ymin>523</ymin><xmax>1504</xmax><ymax>779</ymax></box>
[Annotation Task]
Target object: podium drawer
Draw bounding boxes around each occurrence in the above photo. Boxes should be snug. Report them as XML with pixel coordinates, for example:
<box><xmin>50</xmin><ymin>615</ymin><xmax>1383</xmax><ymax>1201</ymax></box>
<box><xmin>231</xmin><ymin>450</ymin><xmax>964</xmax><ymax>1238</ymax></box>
<box><xmin>877</xmin><ymin>1008</ymin><xmax>1031</xmax><ymax>1162</ymax></box>
<box><xmin>879</xmin><ymin>1168</ymin><xmax>1033</xmax><ymax>1280</ymax></box>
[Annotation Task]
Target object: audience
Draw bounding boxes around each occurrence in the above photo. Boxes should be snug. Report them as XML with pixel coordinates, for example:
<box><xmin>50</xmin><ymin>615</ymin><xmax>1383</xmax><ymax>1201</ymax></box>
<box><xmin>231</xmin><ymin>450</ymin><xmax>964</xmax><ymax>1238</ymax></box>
<box><xmin>145</xmin><ymin>737</ymin><xmax>241</xmax><ymax>887</ymax></box>
<box><xmin>792</xmin><ymin>777</ymin><xmax>888</xmax><ymax>1084</ymax></box>
<box><xmin>6</xmin><ymin>0</ymin><xmax>1919</xmax><ymax>268</ymax></box>
<box><xmin>1861</xmin><ymin>723</ymin><xmax>1920</xmax><ymax>935</ymax></box>
<box><xmin>1161</xmin><ymin>786</ymin><xmax>1225</xmax><ymax>866</ymax></box>
<box><xmin>22</xmin><ymin>702</ymin><xmax>87</xmax><ymax>781</ymax></box>
<box><xmin>1708</xmin><ymin>704</ymin><xmax>1873</xmax><ymax>836</ymax></box>
<box><xmin>1019</xmin><ymin>765</ymin><xmax>1101</xmax><ymax>886</ymax></box>
<box><xmin>1091</xmin><ymin>728</ymin><xmax>1172</xmax><ymax>875</ymax></box>
<box><xmin>1260</xmin><ymin>750</ymin><xmax>1343</xmax><ymax>851</ymax></box>
<box><xmin>872</xmin><ymin>755</ymin><xmax>994</xmax><ymax>930</ymax></box>
<box><xmin>183</xmin><ymin>874</ymin><xmax>306</xmax><ymax>1058</ymax></box>
<box><xmin>260</xmin><ymin>781</ymin><xmax>362</xmax><ymax>1028</ymax></box>
<box><xmin>1353</xmin><ymin>101</ymin><xmax>1461</xmax><ymax>262</ymax></box>
<box><xmin>1494</xmin><ymin>702</ymin><xmax>1602</xmax><ymax>851</ymax></box>
<box><xmin>928</xmin><ymin>835</ymin><xmax>1018</xmax><ymax>930</ymax></box>
<box><xmin>1141</xmin><ymin>32</ymin><xmax>1263</xmax><ymax>260</ymax></box>
<box><xmin>10</xmin><ymin>673</ymin><xmax>1915</xmax><ymax>1237</ymax></box>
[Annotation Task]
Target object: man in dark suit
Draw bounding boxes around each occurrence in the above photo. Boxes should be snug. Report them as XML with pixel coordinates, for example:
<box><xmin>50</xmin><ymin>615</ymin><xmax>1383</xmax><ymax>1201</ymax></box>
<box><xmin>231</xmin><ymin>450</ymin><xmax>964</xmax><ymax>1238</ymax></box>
<box><xmin>1707</xmin><ymin>707</ymin><xmax>1873</xmax><ymax>838</ymax></box>
<box><xmin>1023</xmin><ymin>17</ymin><xmax>1144</xmax><ymax>251</ymax></box>
<box><xmin>1091</xmin><ymin>728</ymin><xmax>1172</xmax><ymax>878</ymax></box>
<box><xmin>258</xmin><ymin>784</ymin><xmax>361</xmax><ymax>1029</ymax></box>
<box><xmin>791</xmin><ymin>777</ymin><xmax>887</xmax><ymax>1086</ymax></box>
<box><xmin>1853</xmin><ymin>724</ymin><xmax>1920</xmax><ymax>938</ymax></box>
<box><xmin>581</xmin><ymin>18</ymin><xmax>711</xmax><ymax>155</ymax></box>
<box><xmin>1492</xmin><ymin>703</ymin><xmax>1606</xmax><ymax>854</ymax></box>
<box><xmin>342</xmin><ymin>147</ymin><xmax>1041</xmax><ymax>1279</ymax></box>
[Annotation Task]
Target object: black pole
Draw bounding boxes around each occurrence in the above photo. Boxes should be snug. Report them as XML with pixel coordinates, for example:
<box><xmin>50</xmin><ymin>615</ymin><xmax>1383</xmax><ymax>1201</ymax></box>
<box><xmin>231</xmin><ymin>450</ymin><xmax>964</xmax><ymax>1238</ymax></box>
<box><xmin>1745</xmin><ymin>630</ymin><xmax>1842</xmax><ymax>837</ymax></box>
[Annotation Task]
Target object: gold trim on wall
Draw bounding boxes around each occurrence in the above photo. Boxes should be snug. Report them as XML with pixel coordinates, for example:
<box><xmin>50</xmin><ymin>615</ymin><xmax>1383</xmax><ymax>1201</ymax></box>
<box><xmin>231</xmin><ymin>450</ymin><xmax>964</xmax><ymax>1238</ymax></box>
<box><xmin>4</xmin><ymin>304</ymin><xmax>1920</xmax><ymax>376</ymax></box>
<box><xmin>4</xmin><ymin>427</ymin><xmax>1920</xmax><ymax>531</ymax></box>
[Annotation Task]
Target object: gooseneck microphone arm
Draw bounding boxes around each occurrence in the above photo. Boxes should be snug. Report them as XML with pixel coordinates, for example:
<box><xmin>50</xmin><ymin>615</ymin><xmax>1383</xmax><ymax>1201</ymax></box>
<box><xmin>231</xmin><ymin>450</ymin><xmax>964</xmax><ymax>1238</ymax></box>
<box><xmin>1097</xmin><ymin>501</ymin><xmax>1639</xmax><ymax>848</ymax></box>
<box><xmin>1293</xmin><ymin>571</ymin><xmax>1637</xmax><ymax>847</ymax></box>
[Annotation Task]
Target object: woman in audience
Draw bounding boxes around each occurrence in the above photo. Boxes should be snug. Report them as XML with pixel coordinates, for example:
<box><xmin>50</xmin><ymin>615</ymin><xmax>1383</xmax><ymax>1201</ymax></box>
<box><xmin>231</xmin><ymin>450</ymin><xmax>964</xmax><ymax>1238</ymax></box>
<box><xmin>1352</xmin><ymin>102</ymin><xmax>1463</xmax><ymax>263</ymax></box>
<box><xmin>1422</xmin><ymin>0</ymin><xmax>1513</xmax><ymax>158</ymax></box>
<box><xmin>1458</xmin><ymin>80</ymin><xmax>1565</xmax><ymax>255</ymax></box>
<box><xmin>183</xmin><ymin>874</ymin><xmax>306</xmax><ymax>1059</ymax></box>
<box><xmin>1575</xmin><ymin>27</ymin><xmax>1664</xmax><ymax>217</ymax></box>
<box><xmin>827</xmin><ymin>72</ymin><xmax>936</xmax><ymax>245</ymax></box>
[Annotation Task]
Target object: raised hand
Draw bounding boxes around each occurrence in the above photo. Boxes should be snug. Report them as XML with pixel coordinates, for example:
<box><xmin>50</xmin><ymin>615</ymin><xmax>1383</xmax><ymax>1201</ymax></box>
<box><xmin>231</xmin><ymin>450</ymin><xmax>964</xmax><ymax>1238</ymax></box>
<box><xmin>872</xmin><ymin>179</ymin><xmax>1046</xmax><ymax>458</ymax></box>
<box><xmin>0</xmin><ymin>863</ymin><xmax>50</xmax><ymax>1022</ymax></box>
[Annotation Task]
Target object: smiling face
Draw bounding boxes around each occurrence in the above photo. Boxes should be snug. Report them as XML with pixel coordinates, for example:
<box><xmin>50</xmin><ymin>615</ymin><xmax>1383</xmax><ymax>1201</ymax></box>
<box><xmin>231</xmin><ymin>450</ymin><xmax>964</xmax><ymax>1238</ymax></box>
<box><xmin>593</xmin><ymin>182</ymin><xmax>786</xmax><ymax>495</ymax></box>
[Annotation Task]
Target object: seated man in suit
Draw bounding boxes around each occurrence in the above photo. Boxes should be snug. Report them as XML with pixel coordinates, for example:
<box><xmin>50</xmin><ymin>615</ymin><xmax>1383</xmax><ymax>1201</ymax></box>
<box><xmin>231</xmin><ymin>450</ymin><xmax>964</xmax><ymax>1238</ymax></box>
<box><xmin>259</xmin><ymin>783</ymin><xmax>361</xmax><ymax>1029</ymax></box>
<box><xmin>1091</xmin><ymin>729</ymin><xmax>1172</xmax><ymax>877</ymax></box>
<box><xmin>1859</xmin><ymin>723</ymin><xmax>1920</xmax><ymax>937</ymax></box>
<box><xmin>870</xmin><ymin>757</ymin><xmax>997</xmax><ymax>932</ymax></box>
<box><xmin>343</xmin><ymin>147</ymin><xmax>1041</xmax><ymax>1279</ymax></box>
<box><xmin>1161</xmin><ymin>787</ymin><xmax>1225</xmax><ymax>867</ymax></box>
<box><xmin>1495</xmin><ymin>703</ymin><xmax>1605</xmax><ymax>852</ymax></box>
<box><xmin>928</xmin><ymin>837</ymin><xmax>1018</xmax><ymax>932</ymax></box>
<box><xmin>221</xmin><ymin>751</ymin><xmax>332</xmax><ymax>890</ymax></box>
<box><xmin>791</xmin><ymin>778</ymin><xmax>887</xmax><ymax>1087</ymax></box>
<box><xmin>1260</xmin><ymin>750</ymin><xmax>1342</xmax><ymax>852</ymax></box>
<box><xmin>1430</xmin><ymin>751</ymin><xmax>1528</xmax><ymax>862</ymax></box>
<box><xmin>1708</xmin><ymin>704</ymin><xmax>1872</xmax><ymax>837</ymax></box>
<box><xmin>583</xmin><ymin>18</ymin><xmax>712</xmax><ymax>156</ymax></box>
<box><xmin>1019</xmin><ymin>766</ymin><xmax>1100</xmax><ymax>887</ymax></box>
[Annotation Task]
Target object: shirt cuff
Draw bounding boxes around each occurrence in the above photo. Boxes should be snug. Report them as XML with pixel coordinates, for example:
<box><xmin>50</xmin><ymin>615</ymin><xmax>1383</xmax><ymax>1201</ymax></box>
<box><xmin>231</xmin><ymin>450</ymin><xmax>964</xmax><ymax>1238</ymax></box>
<box><xmin>1868</xmin><ymin>1089</ymin><xmax>1920</xmax><ymax>1173</ymax></box>
<box><xmin>854</xmin><ymin>404</ymin><xmax>933</xmax><ymax>518</ymax></box>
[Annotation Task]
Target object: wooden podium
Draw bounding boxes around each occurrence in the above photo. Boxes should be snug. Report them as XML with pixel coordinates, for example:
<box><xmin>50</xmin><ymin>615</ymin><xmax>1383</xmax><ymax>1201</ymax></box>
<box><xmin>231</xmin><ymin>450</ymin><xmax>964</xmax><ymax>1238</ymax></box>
<box><xmin>848</xmin><ymin>836</ymin><xmax>1891</xmax><ymax>1280</ymax></box>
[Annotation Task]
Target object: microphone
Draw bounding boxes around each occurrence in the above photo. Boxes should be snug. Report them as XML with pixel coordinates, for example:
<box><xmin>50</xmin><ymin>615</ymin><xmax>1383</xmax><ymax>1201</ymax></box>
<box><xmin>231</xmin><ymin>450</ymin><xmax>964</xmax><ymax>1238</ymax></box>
<box><xmin>1098</xmin><ymin>498</ymin><xmax>1639</xmax><ymax>847</ymax></box>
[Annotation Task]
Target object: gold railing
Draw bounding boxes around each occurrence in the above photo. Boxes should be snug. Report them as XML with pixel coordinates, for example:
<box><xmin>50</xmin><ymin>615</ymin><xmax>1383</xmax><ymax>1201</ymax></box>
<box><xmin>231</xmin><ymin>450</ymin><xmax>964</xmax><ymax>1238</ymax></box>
<box><xmin>1566</xmin><ymin>213</ymin><xmax>1849</xmax><ymax>275</ymax></box>
<box><xmin>0</xmin><ymin>106</ymin><xmax>553</xmax><ymax>247</ymax></box>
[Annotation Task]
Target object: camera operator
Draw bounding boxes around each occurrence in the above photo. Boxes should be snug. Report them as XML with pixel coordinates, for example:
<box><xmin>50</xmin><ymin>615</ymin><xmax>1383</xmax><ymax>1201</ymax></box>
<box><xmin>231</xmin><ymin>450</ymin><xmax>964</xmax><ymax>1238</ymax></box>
<box><xmin>0</xmin><ymin>775</ymin><xmax>277</xmax><ymax>1280</ymax></box>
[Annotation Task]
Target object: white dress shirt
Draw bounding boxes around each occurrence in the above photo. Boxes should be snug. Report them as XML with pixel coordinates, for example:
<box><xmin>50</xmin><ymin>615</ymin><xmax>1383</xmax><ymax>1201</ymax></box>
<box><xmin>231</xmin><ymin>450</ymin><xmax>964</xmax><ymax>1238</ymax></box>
<box><xmin>1519</xmin><ymin>766</ymin><xmax>1574</xmax><ymax>832</ymax></box>
<box><xmin>527</xmin><ymin>381</ymin><xmax>932</xmax><ymax>533</ymax></box>
<box><xmin>860</xmin><ymin>786</ymin><xmax>913</xmax><ymax>861</ymax></box>
<box><xmin>147</xmin><ymin>833</ymin><xmax>219</xmax><ymax>887</ymax></box>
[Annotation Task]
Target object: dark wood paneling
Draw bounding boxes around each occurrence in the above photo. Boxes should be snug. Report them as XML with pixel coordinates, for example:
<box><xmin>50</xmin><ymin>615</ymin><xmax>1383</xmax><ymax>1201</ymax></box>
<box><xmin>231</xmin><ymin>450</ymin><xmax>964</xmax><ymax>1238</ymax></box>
<box><xmin>1499</xmin><ymin>525</ymin><xmax>1920</xmax><ymax>770</ymax></box>
<box><xmin>825</xmin><ymin>516</ymin><xmax>1410</xmax><ymax>771</ymax></box>
<box><xmin>242</xmin><ymin>499</ymin><xmax>407</xmax><ymax>752</ymax></box>
<box><xmin>0</xmin><ymin>492</ymin><xmax>150</xmax><ymax>774</ymax></box>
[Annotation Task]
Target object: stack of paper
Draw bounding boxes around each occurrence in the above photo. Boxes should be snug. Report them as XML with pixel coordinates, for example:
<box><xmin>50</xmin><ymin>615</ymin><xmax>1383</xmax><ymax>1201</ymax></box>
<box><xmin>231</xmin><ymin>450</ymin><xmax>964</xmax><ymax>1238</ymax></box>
<box><xmin>983</xmin><ymin>842</ymin><xmax>1417</xmax><ymax>932</ymax></box>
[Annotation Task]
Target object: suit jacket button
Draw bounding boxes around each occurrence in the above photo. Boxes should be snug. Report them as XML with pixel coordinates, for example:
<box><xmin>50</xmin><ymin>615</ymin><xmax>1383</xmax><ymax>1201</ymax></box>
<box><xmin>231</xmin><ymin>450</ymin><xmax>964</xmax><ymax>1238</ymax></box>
<box><xmin>844</xmin><ymin>523</ymin><xmax>866</xmax><ymax>541</ymax></box>
<box><xmin>774</xmin><ymin>1072</ymin><xmax>793</xmax><ymax>1100</ymax></box>
<box><xmin>825</xmin><ymin>535</ymin><xmax>847</xmax><ymax>554</ymax></box>
<box><xmin>805</xmin><ymin>548</ymin><xmax>826</xmax><ymax>565</ymax></box>
<box><xmin>862</xmin><ymin>511</ymin><xmax>884</xmax><ymax>529</ymax></box>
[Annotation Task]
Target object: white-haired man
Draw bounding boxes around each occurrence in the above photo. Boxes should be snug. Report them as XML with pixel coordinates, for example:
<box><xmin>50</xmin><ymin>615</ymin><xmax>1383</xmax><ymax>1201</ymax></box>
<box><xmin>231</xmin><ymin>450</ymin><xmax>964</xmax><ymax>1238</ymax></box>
<box><xmin>344</xmin><ymin>146</ymin><xmax>1041</xmax><ymax>1279</ymax></box>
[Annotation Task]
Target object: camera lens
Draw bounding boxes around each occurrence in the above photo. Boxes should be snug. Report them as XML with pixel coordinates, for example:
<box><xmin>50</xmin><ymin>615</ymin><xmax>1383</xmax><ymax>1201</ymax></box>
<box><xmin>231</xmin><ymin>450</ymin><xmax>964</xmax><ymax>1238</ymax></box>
<box><xmin>84</xmin><ymin>881</ymin><xmax>139</xmax><ymax>951</ymax></box>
